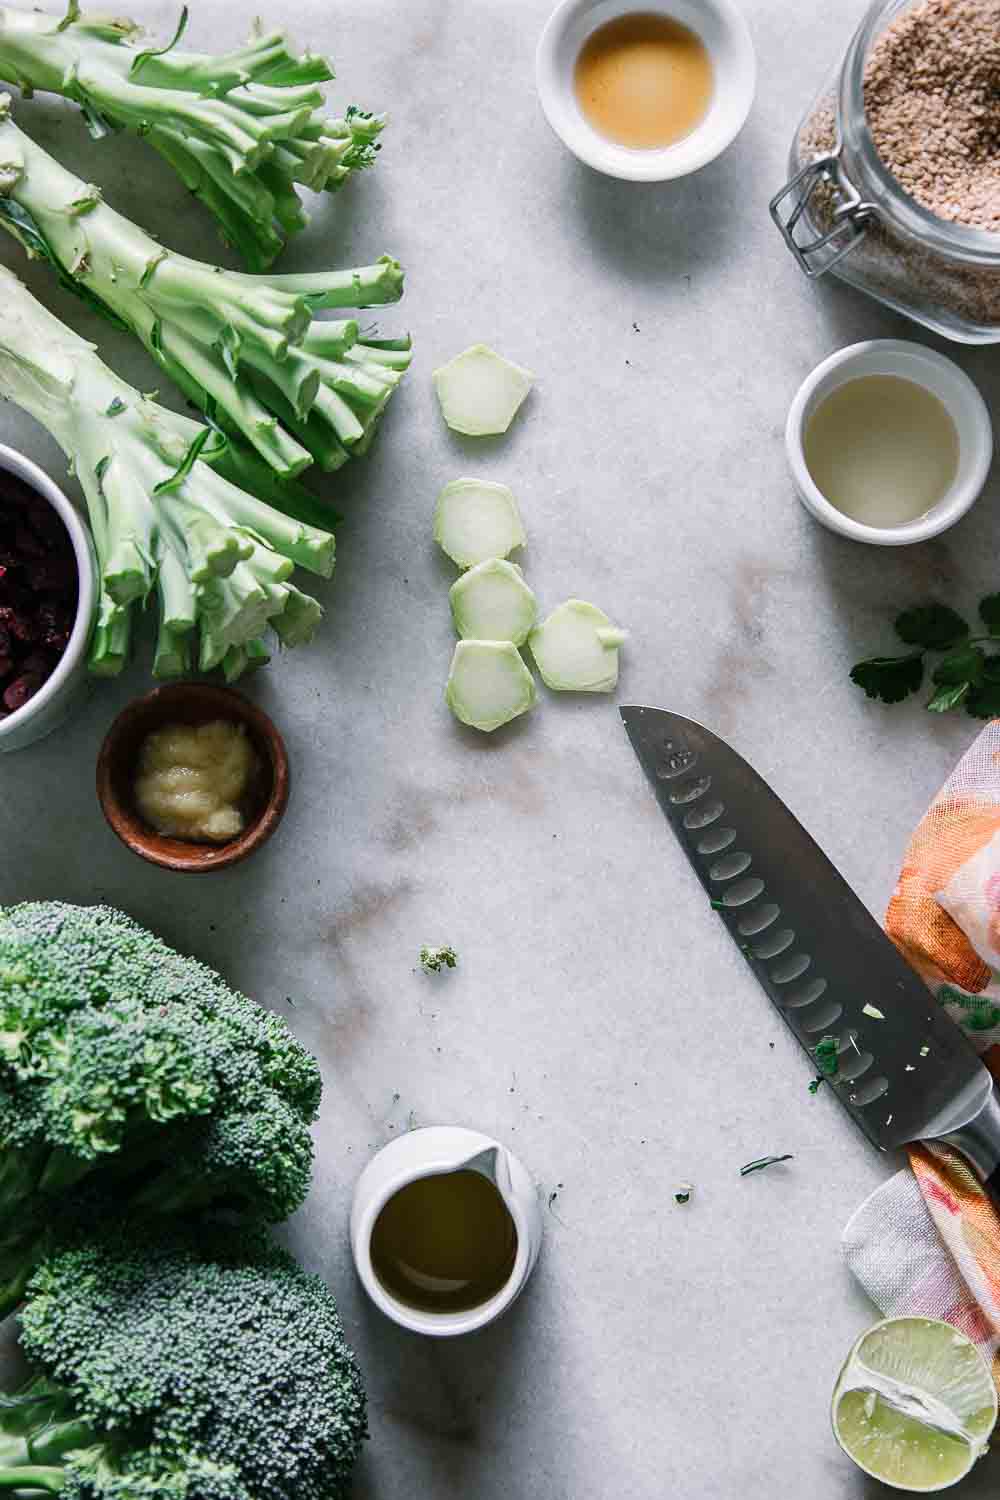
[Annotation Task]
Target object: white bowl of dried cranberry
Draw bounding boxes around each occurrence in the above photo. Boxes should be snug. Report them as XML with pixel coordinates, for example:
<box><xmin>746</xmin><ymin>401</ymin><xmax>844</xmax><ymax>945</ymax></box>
<box><xmin>0</xmin><ymin>445</ymin><xmax>97</xmax><ymax>752</ymax></box>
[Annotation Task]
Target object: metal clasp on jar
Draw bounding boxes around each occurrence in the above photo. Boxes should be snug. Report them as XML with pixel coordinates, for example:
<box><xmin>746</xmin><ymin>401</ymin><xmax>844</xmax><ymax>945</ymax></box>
<box><xmin>770</xmin><ymin>151</ymin><xmax>876</xmax><ymax>278</ymax></box>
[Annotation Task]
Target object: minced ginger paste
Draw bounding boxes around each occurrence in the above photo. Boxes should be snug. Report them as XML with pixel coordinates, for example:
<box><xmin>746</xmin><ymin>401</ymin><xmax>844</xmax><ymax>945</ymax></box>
<box><xmin>135</xmin><ymin>719</ymin><xmax>257</xmax><ymax>842</ymax></box>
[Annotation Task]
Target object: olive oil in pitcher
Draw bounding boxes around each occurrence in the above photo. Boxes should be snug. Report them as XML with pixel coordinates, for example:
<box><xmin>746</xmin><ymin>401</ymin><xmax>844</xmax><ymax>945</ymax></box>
<box><xmin>370</xmin><ymin>1168</ymin><xmax>518</xmax><ymax>1314</ymax></box>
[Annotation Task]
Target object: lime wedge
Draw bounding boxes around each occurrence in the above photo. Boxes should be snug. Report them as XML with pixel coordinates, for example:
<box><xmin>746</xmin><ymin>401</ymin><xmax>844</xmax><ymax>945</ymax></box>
<box><xmin>832</xmin><ymin>1316</ymin><xmax>997</xmax><ymax>1492</ymax></box>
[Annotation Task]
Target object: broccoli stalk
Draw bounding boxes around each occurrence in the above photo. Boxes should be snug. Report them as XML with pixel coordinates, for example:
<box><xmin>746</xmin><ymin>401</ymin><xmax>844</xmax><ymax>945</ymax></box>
<box><xmin>0</xmin><ymin>1224</ymin><xmax>367</xmax><ymax>1500</ymax></box>
<box><xmin>0</xmin><ymin>902</ymin><xmax>323</xmax><ymax>1319</ymax></box>
<box><xmin>0</xmin><ymin>4</ymin><xmax>384</xmax><ymax>269</ymax></box>
<box><xmin>0</xmin><ymin>265</ymin><xmax>339</xmax><ymax>676</ymax></box>
<box><xmin>0</xmin><ymin>1378</ymin><xmax>98</xmax><ymax>1492</ymax></box>
<box><xmin>0</xmin><ymin>97</ymin><xmax>411</xmax><ymax>478</ymax></box>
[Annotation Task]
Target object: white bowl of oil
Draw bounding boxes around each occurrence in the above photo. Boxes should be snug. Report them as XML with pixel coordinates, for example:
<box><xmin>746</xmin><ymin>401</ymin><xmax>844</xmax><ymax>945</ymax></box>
<box><xmin>350</xmin><ymin>1126</ymin><xmax>543</xmax><ymax>1338</ymax></box>
<box><xmin>536</xmin><ymin>0</ymin><xmax>756</xmax><ymax>181</ymax></box>
<box><xmin>786</xmin><ymin>340</ymin><xmax>993</xmax><ymax>547</ymax></box>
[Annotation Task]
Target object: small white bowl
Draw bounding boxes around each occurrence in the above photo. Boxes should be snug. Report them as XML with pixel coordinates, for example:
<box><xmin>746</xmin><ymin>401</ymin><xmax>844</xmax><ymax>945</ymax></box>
<box><xmin>786</xmin><ymin>340</ymin><xmax>993</xmax><ymax>547</ymax></box>
<box><xmin>536</xmin><ymin>0</ymin><xmax>756</xmax><ymax>181</ymax></box>
<box><xmin>350</xmin><ymin>1126</ymin><xmax>543</xmax><ymax>1338</ymax></box>
<box><xmin>0</xmin><ymin>445</ymin><xmax>97</xmax><ymax>752</ymax></box>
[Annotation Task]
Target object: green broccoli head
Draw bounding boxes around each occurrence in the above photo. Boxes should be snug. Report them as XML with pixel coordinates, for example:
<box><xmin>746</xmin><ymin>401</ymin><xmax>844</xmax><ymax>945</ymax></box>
<box><xmin>0</xmin><ymin>903</ymin><xmax>322</xmax><ymax>1315</ymax></box>
<box><xmin>0</xmin><ymin>1222</ymin><xmax>367</xmax><ymax>1500</ymax></box>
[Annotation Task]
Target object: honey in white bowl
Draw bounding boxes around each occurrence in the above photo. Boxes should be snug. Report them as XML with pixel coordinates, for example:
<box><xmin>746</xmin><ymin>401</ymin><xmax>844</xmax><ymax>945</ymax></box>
<box><xmin>574</xmin><ymin>11</ymin><xmax>714</xmax><ymax>150</ymax></box>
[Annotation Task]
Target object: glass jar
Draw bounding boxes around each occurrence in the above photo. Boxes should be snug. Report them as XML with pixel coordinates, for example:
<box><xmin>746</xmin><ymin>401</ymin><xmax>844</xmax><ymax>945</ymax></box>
<box><xmin>771</xmin><ymin>0</ymin><xmax>1000</xmax><ymax>344</ymax></box>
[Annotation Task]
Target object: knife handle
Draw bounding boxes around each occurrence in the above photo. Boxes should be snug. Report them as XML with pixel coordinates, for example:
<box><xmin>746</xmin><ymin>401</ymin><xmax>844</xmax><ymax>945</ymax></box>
<box><xmin>942</xmin><ymin>1085</ymin><xmax>1000</xmax><ymax>1205</ymax></box>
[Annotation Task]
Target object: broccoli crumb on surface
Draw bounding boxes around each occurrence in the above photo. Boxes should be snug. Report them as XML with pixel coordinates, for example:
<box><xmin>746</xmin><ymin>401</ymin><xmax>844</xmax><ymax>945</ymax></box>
<box><xmin>420</xmin><ymin>944</ymin><xmax>458</xmax><ymax>973</ymax></box>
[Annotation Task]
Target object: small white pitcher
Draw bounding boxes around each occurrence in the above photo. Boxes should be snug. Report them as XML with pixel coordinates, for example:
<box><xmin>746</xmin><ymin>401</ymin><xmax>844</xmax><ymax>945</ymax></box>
<box><xmin>350</xmin><ymin>1125</ymin><xmax>543</xmax><ymax>1337</ymax></box>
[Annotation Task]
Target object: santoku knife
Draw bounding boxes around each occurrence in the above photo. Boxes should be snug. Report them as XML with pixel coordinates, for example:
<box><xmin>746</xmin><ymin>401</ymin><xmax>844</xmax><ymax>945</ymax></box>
<box><xmin>621</xmin><ymin>705</ymin><xmax>1000</xmax><ymax>1200</ymax></box>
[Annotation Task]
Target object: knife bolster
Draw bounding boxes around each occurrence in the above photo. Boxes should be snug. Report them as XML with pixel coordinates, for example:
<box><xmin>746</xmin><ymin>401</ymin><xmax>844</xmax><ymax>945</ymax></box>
<box><xmin>942</xmin><ymin>1084</ymin><xmax>1000</xmax><ymax>1185</ymax></box>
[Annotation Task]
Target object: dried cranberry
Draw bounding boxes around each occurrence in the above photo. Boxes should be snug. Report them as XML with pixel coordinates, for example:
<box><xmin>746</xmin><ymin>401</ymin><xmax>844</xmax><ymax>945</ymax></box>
<box><xmin>0</xmin><ymin>580</ymin><xmax>31</xmax><ymax>611</ymax></box>
<box><xmin>13</xmin><ymin>523</ymin><xmax>44</xmax><ymax>558</ymax></box>
<box><xmin>4</xmin><ymin>672</ymin><xmax>42</xmax><ymax>713</ymax></box>
<box><xmin>35</xmin><ymin>602</ymin><xmax>72</xmax><ymax>651</ymax></box>
<box><xmin>24</xmin><ymin>504</ymin><xmax>68</xmax><ymax>549</ymax></box>
<box><xmin>0</xmin><ymin>605</ymin><xmax>38</xmax><ymax>644</ymax></box>
<box><xmin>19</xmin><ymin>651</ymin><xmax>53</xmax><ymax>681</ymax></box>
<box><xmin>27</xmin><ymin>556</ymin><xmax>77</xmax><ymax>593</ymax></box>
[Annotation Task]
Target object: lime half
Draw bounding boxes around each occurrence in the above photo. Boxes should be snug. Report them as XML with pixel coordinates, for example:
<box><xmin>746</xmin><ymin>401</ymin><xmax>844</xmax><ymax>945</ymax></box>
<box><xmin>832</xmin><ymin>1316</ymin><xmax>997</xmax><ymax>1492</ymax></box>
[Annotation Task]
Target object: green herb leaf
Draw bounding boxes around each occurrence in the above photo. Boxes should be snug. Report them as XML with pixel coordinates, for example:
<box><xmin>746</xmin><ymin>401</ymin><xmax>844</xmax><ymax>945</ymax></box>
<box><xmin>105</xmin><ymin>397</ymin><xmax>126</xmax><ymax>418</ymax></box>
<box><xmin>68</xmin><ymin>185</ymin><xmax>101</xmax><ymax>217</ymax></box>
<box><xmin>0</xmin><ymin>198</ymin><xmax>53</xmax><ymax>264</ymax></box>
<box><xmin>933</xmin><ymin>645</ymin><xmax>985</xmax><ymax>687</ymax></box>
<box><xmin>940</xmin><ymin>985</ymin><xmax>1000</xmax><ymax>1030</ymax></box>
<box><xmin>152</xmin><ymin>427</ymin><xmax>212</xmax><ymax>496</ymax></box>
<box><xmin>739</xmin><ymin>1155</ymin><xmax>794</xmax><ymax>1177</ymax></box>
<box><xmin>673</xmin><ymin>1184</ymin><xmax>692</xmax><ymax>1205</ymax></box>
<box><xmin>808</xmin><ymin>1077</ymin><xmax>824</xmax><ymax>1095</ymax></box>
<box><xmin>130</xmin><ymin>7</ymin><xmax>190</xmax><ymax>77</ymax></box>
<box><xmin>927</xmin><ymin>682</ymin><xmax>971</xmax><ymax>714</ymax></box>
<box><xmin>216</xmin><ymin>324</ymin><xmax>241</xmax><ymax>383</ymax></box>
<box><xmin>895</xmin><ymin>604</ymin><xmax>969</xmax><ymax>649</ymax></box>
<box><xmin>139</xmin><ymin>250</ymin><xmax>167</xmax><ymax>290</ymax></box>
<box><xmin>814</xmin><ymin>1035</ymin><xmax>839</xmax><ymax>1077</ymax></box>
<box><xmin>850</xmin><ymin>653</ymin><xmax>924</xmax><ymax>704</ymax></box>
<box><xmin>979</xmin><ymin>595</ymin><xmax>1000</xmax><ymax>636</ymax></box>
<box><xmin>0</xmin><ymin>200</ymin><xmax>127</xmax><ymax>332</ymax></box>
<box><xmin>55</xmin><ymin>0</ymin><xmax>80</xmax><ymax>31</ymax></box>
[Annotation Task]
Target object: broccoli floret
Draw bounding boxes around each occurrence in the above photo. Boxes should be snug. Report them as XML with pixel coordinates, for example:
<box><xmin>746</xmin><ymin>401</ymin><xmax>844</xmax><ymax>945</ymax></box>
<box><xmin>0</xmin><ymin>902</ymin><xmax>321</xmax><ymax>1318</ymax></box>
<box><xmin>419</xmin><ymin>945</ymin><xmax>457</xmax><ymax>974</ymax></box>
<box><xmin>0</xmin><ymin>1221</ymin><xmax>367</xmax><ymax>1500</ymax></box>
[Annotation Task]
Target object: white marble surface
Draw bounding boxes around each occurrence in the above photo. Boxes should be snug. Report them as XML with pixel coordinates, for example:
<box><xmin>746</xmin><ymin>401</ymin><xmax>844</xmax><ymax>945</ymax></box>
<box><xmin>2</xmin><ymin>0</ymin><xmax>1000</xmax><ymax>1495</ymax></box>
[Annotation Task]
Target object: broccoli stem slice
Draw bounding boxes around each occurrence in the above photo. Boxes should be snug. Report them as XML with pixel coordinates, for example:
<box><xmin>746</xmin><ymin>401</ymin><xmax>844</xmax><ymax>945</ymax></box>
<box><xmin>0</xmin><ymin>6</ymin><xmax>377</xmax><ymax>265</ymax></box>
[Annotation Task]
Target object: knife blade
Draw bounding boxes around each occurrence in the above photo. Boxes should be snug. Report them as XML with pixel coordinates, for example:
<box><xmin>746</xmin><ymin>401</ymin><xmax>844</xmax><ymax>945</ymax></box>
<box><xmin>621</xmin><ymin>705</ymin><xmax>1000</xmax><ymax>1183</ymax></box>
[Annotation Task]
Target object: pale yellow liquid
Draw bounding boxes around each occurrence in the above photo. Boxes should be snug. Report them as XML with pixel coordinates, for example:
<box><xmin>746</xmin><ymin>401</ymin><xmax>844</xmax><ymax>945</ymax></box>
<box><xmin>804</xmin><ymin>375</ymin><xmax>959</xmax><ymax>528</ymax></box>
<box><xmin>574</xmin><ymin>12</ymin><xmax>714</xmax><ymax>149</ymax></box>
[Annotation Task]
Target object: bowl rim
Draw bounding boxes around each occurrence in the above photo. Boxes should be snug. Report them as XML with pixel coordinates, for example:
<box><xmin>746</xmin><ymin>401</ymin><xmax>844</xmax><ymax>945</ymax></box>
<box><xmin>0</xmin><ymin>444</ymin><xmax>97</xmax><ymax>737</ymax></box>
<box><xmin>535</xmin><ymin>0</ymin><xmax>757</xmax><ymax>182</ymax></box>
<box><xmin>785</xmin><ymin>339</ymin><xmax>994</xmax><ymax>547</ymax></box>
<box><xmin>96</xmin><ymin>682</ymin><xmax>290</xmax><ymax>873</ymax></box>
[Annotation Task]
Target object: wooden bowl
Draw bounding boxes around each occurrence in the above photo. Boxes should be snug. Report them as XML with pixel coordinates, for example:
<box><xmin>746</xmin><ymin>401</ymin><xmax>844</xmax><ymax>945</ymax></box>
<box><xmin>96</xmin><ymin>684</ymin><xmax>290</xmax><ymax>872</ymax></box>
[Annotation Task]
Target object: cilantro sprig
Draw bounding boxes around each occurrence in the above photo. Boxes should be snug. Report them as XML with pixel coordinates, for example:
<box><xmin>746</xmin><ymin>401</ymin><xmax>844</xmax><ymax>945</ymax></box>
<box><xmin>851</xmin><ymin>598</ymin><xmax>1000</xmax><ymax>718</ymax></box>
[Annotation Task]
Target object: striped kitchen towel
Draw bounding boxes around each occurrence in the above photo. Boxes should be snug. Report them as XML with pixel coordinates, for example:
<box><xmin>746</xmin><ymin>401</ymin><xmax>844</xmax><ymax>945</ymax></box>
<box><xmin>844</xmin><ymin>723</ymin><xmax>1000</xmax><ymax>1382</ymax></box>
